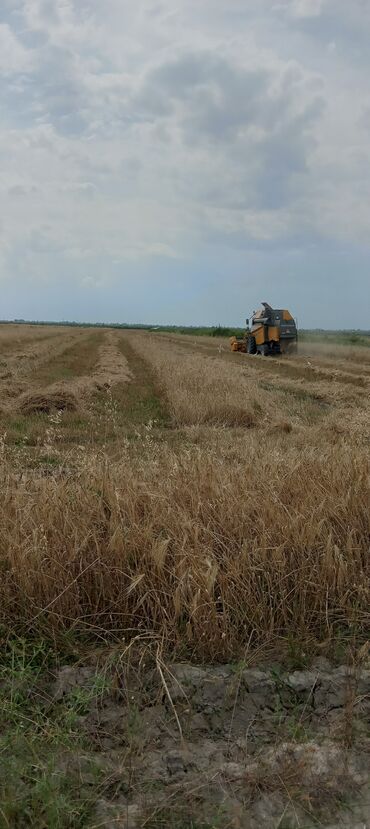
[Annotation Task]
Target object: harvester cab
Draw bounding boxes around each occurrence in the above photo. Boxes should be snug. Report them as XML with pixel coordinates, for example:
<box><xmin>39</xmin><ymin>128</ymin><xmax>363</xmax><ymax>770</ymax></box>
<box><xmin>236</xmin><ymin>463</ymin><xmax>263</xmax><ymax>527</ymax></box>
<box><xmin>230</xmin><ymin>302</ymin><xmax>298</xmax><ymax>356</ymax></box>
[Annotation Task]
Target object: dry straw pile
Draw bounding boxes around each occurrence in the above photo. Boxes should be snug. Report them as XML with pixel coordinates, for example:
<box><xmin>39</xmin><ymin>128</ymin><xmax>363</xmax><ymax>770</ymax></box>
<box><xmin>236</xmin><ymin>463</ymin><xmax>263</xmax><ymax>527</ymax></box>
<box><xmin>18</xmin><ymin>389</ymin><xmax>78</xmax><ymax>415</ymax></box>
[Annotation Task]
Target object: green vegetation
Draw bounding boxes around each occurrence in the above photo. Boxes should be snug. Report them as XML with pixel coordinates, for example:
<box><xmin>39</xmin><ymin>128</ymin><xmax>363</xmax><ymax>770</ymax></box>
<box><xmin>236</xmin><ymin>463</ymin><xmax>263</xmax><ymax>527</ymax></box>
<box><xmin>0</xmin><ymin>637</ymin><xmax>106</xmax><ymax>828</ymax></box>
<box><xmin>150</xmin><ymin>325</ymin><xmax>245</xmax><ymax>337</ymax></box>
<box><xmin>298</xmin><ymin>330</ymin><xmax>370</xmax><ymax>347</ymax></box>
<box><xmin>143</xmin><ymin>808</ymin><xmax>227</xmax><ymax>828</ymax></box>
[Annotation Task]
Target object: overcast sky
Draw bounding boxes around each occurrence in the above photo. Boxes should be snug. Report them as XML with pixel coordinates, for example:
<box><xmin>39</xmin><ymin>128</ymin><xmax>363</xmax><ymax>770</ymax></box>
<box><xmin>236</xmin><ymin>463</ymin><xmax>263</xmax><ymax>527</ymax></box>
<box><xmin>1</xmin><ymin>0</ymin><xmax>370</xmax><ymax>327</ymax></box>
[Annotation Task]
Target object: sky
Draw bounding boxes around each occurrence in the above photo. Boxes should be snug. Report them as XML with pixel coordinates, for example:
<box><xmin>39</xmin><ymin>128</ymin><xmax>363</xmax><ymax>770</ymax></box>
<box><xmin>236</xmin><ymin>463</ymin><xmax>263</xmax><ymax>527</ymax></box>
<box><xmin>1</xmin><ymin>0</ymin><xmax>370</xmax><ymax>328</ymax></box>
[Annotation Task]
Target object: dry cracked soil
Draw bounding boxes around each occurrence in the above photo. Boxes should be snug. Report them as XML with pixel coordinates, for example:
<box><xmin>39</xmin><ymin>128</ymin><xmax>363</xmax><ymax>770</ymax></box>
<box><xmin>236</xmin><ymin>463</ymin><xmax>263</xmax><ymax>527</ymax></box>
<box><xmin>51</xmin><ymin>657</ymin><xmax>370</xmax><ymax>829</ymax></box>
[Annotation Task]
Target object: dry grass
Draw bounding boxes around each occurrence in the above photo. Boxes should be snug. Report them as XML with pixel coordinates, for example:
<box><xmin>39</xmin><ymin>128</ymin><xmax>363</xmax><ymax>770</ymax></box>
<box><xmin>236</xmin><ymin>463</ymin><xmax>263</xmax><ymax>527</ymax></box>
<box><xmin>0</xmin><ymin>438</ymin><xmax>368</xmax><ymax>659</ymax></box>
<box><xmin>128</xmin><ymin>332</ymin><xmax>370</xmax><ymax>443</ymax></box>
<box><xmin>161</xmin><ymin>330</ymin><xmax>370</xmax><ymax>365</ymax></box>
<box><xmin>18</xmin><ymin>389</ymin><xmax>79</xmax><ymax>415</ymax></box>
<box><xmin>124</xmin><ymin>333</ymin><xmax>273</xmax><ymax>427</ymax></box>
<box><xmin>297</xmin><ymin>340</ymin><xmax>370</xmax><ymax>363</ymax></box>
<box><xmin>0</xmin><ymin>324</ymin><xmax>64</xmax><ymax>352</ymax></box>
<box><xmin>0</xmin><ymin>326</ymin><xmax>368</xmax><ymax>661</ymax></box>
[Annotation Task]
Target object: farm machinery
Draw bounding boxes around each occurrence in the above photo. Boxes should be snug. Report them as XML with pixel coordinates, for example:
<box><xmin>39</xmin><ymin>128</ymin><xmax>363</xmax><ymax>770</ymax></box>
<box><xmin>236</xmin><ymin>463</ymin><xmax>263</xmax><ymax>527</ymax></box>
<box><xmin>230</xmin><ymin>302</ymin><xmax>298</xmax><ymax>356</ymax></box>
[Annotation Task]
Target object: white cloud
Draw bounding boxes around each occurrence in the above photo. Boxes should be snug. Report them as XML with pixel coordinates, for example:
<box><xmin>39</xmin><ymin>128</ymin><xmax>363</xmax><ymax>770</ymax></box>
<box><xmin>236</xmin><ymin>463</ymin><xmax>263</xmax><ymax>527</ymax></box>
<box><xmin>0</xmin><ymin>0</ymin><xmax>370</xmax><ymax>307</ymax></box>
<box><xmin>287</xmin><ymin>0</ymin><xmax>324</xmax><ymax>18</ymax></box>
<box><xmin>0</xmin><ymin>23</ymin><xmax>33</xmax><ymax>74</ymax></box>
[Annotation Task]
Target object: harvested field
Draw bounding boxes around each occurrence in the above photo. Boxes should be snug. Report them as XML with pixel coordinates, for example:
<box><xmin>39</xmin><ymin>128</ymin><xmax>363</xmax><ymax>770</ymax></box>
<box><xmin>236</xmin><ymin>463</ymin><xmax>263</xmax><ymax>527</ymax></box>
<box><xmin>29</xmin><ymin>330</ymin><xmax>132</xmax><ymax>404</ymax></box>
<box><xmin>0</xmin><ymin>324</ymin><xmax>369</xmax><ymax>828</ymax></box>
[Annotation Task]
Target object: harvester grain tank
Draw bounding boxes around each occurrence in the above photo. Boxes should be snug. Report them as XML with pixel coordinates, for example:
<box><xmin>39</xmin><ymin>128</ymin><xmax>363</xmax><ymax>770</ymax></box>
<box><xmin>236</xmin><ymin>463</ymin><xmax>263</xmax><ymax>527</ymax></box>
<box><xmin>230</xmin><ymin>302</ymin><xmax>298</xmax><ymax>356</ymax></box>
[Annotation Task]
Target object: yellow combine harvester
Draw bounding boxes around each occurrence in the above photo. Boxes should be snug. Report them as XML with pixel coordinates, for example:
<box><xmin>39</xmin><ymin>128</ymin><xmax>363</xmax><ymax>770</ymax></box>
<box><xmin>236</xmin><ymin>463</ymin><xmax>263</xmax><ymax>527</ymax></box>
<box><xmin>230</xmin><ymin>302</ymin><xmax>298</xmax><ymax>356</ymax></box>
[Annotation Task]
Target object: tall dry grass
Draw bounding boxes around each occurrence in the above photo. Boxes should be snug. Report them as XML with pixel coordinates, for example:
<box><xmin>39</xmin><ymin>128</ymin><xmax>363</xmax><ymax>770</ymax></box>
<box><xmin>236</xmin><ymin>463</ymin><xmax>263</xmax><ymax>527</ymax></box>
<box><xmin>296</xmin><ymin>340</ymin><xmax>370</xmax><ymax>363</ymax></box>
<box><xmin>1</xmin><ymin>438</ymin><xmax>368</xmax><ymax>660</ymax></box>
<box><xmin>0</xmin><ymin>329</ymin><xmax>368</xmax><ymax>661</ymax></box>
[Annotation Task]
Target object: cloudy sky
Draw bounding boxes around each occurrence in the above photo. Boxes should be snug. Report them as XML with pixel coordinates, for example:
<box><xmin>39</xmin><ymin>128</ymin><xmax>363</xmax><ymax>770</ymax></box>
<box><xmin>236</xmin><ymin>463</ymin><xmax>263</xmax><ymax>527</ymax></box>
<box><xmin>1</xmin><ymin>0</ymin><xmax>370</xmax><ymax>327</ymax></box>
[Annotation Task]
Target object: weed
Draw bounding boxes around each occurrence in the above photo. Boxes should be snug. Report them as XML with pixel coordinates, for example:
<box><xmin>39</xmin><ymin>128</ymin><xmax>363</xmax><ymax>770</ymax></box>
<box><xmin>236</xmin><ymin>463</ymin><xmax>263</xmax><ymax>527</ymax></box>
<box><xmin>285</xmin><ymin>715</ymin><xmax>313</xmax><ymax>743</ymax></box>
<box><xmin>0</xmin><ymin>742</ymin><xmax>100</xmax><ymax>828</ymax></box>
<box><xmin>0</xmin><ymin>638</ymin><xmax>108</xmax><ymax>828</ymax></box>
<box><xmin>143</xmin><ymin>807</ymin><xmax>226</xmax><ymax>828</ymax></box>
<box><xmin>286</xmin><ymin>638</ymin><xmax>310</xmax><ymax>671</ymax></box>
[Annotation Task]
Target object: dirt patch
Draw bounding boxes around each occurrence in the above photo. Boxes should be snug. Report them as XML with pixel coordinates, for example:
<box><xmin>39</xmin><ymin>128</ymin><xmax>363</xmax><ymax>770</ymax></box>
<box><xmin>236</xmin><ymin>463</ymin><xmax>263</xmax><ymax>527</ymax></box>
<box><xmin>49</xmin><ymin>659</ymin><xmax>370</xmax><ymax>828</ymax></box>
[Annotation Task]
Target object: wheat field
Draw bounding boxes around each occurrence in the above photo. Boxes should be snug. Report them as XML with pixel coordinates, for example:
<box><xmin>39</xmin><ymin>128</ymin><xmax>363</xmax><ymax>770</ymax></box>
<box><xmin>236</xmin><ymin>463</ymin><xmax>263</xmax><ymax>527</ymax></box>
<box><xmin>0</xmin><ymin>323</ymin><xmax>368</xmax><ymax>661</ymax></box>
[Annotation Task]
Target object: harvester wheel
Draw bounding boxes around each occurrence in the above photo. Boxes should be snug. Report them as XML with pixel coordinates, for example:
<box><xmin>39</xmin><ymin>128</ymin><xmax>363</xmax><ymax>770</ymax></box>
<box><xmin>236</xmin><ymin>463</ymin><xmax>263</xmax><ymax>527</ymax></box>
<box><xmin>247</xmin><ymin>335</ymin><xmax>257</xmax><ymax>355</ymax></box>
<box><xmin>261</xmin><ymin>344</ymin><xmax>270</xmax><ymax>357</ymax></box>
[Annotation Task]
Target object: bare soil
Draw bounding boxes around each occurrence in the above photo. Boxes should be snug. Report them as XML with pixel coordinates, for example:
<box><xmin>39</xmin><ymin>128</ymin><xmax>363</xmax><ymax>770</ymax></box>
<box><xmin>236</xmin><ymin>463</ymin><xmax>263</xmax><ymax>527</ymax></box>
<box><xmin>51</xmin><ymin>657</ymin><xmax>370</xmax><ymax>828</ymax></box>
